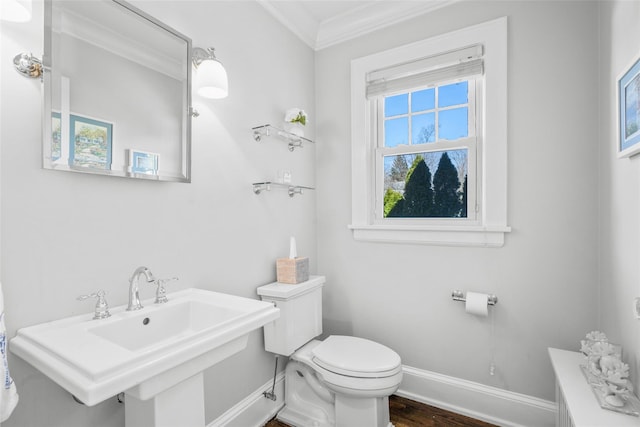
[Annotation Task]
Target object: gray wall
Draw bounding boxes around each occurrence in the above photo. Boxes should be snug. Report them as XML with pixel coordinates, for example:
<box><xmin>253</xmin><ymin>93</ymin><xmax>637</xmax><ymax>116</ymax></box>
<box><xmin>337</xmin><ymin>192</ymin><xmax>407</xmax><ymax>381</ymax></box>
<box><xmin>315</xmin><ymin>0</ymin><xmax>599</xmax><ymax>401</ymax></box>
<box><xmin>598</xmin><ymin>0</ymin><xmax>640</xmax><ymax>395</ymax></box>
<box><xmin>1</xmin><ymin>1</ymin><xmax>315</xmax><ymax>425</ymax></box>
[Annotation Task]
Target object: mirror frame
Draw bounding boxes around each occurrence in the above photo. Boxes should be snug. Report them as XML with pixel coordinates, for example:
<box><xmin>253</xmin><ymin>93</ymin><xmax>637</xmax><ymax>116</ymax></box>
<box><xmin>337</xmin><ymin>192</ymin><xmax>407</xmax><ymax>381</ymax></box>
<box><xmin>43</xmin><ymin>0</ymin><xmax>192</xmax><ymax>182</ymax></box>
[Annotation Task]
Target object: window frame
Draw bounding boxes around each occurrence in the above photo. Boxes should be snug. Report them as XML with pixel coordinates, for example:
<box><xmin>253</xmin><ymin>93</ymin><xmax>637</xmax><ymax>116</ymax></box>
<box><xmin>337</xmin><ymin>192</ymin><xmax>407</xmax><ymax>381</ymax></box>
<box><xmin>349</xmin><ymin>17</ymin><xmax>510</xmax><ymax>247</ymax></box>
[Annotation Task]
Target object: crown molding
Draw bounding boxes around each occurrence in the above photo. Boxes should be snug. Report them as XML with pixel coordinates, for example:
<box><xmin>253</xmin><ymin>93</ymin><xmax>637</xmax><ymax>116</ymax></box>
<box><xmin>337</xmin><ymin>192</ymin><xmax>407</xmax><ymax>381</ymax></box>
<box><xmin>257</xmin><ymin>0</ymin><xmax>459</xmax><ymax>51</ymax></box>
<box><xmin>316</xmin><ymin>0</ymin><xmax>458</xmax><ymax>50</ymax></box>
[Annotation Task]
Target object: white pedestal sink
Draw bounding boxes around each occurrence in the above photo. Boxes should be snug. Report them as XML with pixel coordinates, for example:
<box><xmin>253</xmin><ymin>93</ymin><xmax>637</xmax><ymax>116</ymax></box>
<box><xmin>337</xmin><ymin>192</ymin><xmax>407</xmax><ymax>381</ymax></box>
<box><xmin>10</xmin><ymin>288</ymin><xmax>280</xmax><ymax>426</ymax></box>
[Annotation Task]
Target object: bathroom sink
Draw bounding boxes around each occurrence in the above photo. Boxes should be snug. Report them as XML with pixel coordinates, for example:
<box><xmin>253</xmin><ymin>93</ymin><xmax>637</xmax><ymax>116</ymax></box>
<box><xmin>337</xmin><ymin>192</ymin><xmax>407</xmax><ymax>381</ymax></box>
<box><xmin>10</xmin><ymin>288</ymin><xmax>279</xmax><ymax>406</ymax></box>
<box><xmin>89</xmin><ymin>300</ymin><xmax>246</xmax><ymax>352</ymax></box>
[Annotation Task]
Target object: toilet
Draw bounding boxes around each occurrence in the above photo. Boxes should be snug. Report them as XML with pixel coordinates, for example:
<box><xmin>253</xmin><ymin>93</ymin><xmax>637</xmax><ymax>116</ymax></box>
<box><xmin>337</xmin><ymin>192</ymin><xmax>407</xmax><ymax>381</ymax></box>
<box><xmin>257</xmin><ymin>276</ymin><xmax>402</xmax><ymax>427</ymax></box>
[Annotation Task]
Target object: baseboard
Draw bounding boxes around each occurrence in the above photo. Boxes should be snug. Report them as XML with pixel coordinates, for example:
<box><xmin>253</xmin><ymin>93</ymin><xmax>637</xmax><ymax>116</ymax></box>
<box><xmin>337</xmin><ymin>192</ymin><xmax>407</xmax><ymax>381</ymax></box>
<box><xmin>208</xmin><ymin>372</ymin><xmax>285</xmax><ymax>427</ymax></box>
<box><xmin>208</xmin><ymin>364</ymin><xmax>556</xmax><ymax>427</ymax></box>
<box><xmin>396</xmin><ymin>365</ymin><xmax>556</xmax><ymax>427</ymax></box>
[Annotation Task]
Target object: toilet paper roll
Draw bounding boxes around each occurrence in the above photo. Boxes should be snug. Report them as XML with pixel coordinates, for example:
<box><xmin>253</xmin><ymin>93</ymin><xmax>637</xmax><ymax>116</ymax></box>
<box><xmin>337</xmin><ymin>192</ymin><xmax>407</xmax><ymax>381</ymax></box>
<box><xmin>465</xmin><ymin>292</ymin><xmax>489</xmax><ymax>317</ymax></box>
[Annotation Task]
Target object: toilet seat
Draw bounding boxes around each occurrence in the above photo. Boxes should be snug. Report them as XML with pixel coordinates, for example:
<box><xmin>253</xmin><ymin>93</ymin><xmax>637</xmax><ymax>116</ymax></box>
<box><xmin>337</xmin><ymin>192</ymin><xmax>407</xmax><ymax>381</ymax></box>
<box><xmin>291</xmin><ymin>337</ymin><xmax>403</xmax><ymax>399</ymax></box>
<box><xmin>312</xmin><ymin>335</ymin><xmax>401</xmax><ymax>378</ymax></box>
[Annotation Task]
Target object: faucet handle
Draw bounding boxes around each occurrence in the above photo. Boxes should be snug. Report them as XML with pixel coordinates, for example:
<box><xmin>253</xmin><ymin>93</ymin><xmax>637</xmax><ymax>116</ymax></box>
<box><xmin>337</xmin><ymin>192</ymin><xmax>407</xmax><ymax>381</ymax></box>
<box><xmin>77</xmin><ymin>290</ymin><xmax>111</xmax><ymax>320</ymax></box>
<box><xmin>151</xmin><ymin>277</ymin><xmax>178</xmax><ymax>304</ymax></box>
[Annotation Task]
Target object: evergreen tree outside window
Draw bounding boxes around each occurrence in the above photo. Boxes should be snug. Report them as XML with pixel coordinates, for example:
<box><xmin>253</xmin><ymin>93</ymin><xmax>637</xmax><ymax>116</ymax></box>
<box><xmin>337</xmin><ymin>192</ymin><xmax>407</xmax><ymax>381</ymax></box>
<box><xmin>433</xmin><ymin>152</ymin><xmax>462</xmax><ymax>217</ymax></box>
<box><xmin>383</xmin><ymin>149</ymin><xmax>468</xmax><ymax>218</ymax></box>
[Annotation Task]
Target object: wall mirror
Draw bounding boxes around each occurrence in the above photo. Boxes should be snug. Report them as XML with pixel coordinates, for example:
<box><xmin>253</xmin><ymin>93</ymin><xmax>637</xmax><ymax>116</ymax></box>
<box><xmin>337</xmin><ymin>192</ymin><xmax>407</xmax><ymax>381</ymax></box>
<box><xmin>43</xmin><ymin>0</ymin><xmax>192</xmax><ymax>182</ymax></box>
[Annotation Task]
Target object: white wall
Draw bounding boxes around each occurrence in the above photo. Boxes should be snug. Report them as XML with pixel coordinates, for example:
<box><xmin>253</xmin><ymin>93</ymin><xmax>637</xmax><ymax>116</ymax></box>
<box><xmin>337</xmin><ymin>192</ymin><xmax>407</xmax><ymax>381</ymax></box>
<box><xmin>0</xmin><ymin>1</ymin><xmax>315</xmax><ymax>426</ymax></box>
<box><xmin>598</xmin><ymin>0</ymin><xmax>640</xmax><ymax>394</ymax></box>
<box><xmin>315</xmin><ymin>0</ymin><xmax>599</xmax><ymax>402</ymax></box>
<box><xmin>5</xmin><ymin>0</ymin><xmax>637</xmax><ymax>424</ymax></box>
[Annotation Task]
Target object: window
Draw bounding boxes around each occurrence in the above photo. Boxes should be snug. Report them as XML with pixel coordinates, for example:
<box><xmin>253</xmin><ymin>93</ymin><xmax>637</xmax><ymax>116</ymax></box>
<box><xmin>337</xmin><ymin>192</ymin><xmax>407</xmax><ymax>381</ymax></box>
<box><xmin>350</xmin><ymin>17</ymin><xmax>510</xmax><ymax>246</ymax></box>
<box><xmin>379</xmin><ymin>79</ymin><xmax>478</xmax><ymax>221</ymax></box>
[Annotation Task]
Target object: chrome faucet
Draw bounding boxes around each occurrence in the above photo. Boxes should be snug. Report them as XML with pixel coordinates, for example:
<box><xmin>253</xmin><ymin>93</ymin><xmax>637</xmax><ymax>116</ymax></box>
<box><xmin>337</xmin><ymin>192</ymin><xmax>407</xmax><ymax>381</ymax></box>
<box><xmin>77</xmin><ymin>290</ymin><xmax>111</xmax><ymax>320</ymax></box>
<box><xmin>127</xmin><ymin>266</ymin><xmax>156</xmax><ymax>311</ymax></box>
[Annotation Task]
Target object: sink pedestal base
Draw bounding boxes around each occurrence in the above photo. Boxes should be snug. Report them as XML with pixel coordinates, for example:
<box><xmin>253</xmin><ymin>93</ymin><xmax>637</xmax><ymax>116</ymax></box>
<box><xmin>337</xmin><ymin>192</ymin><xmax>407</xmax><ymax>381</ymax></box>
<box><xmin>125</xmin><ymin>373</ymin><xmax>205</xmax><ymax>427</ymax></box>
<box><xmin>122</xmin><ymin>335</ymin><xmax>250</xmax><ymax>427</ymax></box>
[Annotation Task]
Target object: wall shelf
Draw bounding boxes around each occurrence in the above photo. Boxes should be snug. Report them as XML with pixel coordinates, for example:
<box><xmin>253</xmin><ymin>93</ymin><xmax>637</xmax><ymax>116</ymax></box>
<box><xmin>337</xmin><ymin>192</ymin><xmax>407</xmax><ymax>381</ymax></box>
<box><xmin>252</xmin><ymin>124</ymin><xmax>313</xmax><ymax>151</ymax></box>
<box><xmin>252</xmin><ymin>182</ymin><xmax>315</xmax><ymax>197</ymax></box>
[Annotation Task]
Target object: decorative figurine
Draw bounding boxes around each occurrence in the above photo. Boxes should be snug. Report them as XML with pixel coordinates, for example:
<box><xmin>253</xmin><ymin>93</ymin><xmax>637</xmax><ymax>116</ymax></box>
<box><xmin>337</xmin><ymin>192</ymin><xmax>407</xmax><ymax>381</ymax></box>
<box><xmin>579</xmin><ymin>331</ymin><xmax>640</xmax><ymax>416</ymax></box>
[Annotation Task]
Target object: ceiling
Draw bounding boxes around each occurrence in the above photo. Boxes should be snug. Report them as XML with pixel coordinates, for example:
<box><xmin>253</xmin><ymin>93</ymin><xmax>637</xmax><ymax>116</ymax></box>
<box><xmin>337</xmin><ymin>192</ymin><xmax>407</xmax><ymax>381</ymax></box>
<box><xmin>257</xmin><ymin>0</ymin><xmax>457</xmax><ymax>51</ymax></box>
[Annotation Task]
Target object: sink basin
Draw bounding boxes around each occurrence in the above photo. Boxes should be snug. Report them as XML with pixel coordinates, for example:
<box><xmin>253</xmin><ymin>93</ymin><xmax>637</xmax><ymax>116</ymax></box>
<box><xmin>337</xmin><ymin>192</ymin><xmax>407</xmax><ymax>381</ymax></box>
<box><xmin>89</xmin><ymin>300</ymin><xmax>246</xmax><ymax>352</ymax></box>
<box><xmin>10</xmin><ymin>288</ymin><xmax>280</xmax><ymax>406</ymax></box>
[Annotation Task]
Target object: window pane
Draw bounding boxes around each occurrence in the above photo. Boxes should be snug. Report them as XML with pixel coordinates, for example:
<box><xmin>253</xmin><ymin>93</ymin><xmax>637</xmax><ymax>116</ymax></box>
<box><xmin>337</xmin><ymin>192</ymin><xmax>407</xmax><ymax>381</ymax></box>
<box><xmin>439</xmin><ymin>107</ymin><xmax>468</xmax><ymax>140</ymax></box>
<box><xmin>438</xmin><ymin>81</ymin><xmax>468</xmax><ymax>107</ymax></box>
<box><xmin>411</xmin><ymin>88</ymin><xmax>435</xmax><ymax>112</ymax></box>
<box><xmin>384</xmin><ymin>117</ymin><xmax>408</xmax><ymax>147</ymax></box>
<box><xmin>412</xmin><ymin>113</ymin><xmax>435</xmax><ymax>144</ymax></box>
<box><xmin>385</xmin><ymin>94</ymin><xmax>408</xmax><ymax>117</ymax></box>
<box><xmin>383</xmin><ymin>149</ymin><xmax>468</xmax><ymax>218</ymax></box>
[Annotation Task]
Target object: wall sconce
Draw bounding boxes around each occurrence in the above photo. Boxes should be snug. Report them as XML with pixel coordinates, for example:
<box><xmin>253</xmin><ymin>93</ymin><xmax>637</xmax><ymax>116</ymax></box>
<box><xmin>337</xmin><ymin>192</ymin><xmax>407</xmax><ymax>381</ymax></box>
<box><xmin>192</xmin><ymin>47</ymin><xmax>228</xmax><ymax>99</ymax></box>
<box><xmin>0</xmin><ymin>0</ymin><xmax>32</xmax><ymax>22</ymax></box>
<box><xmin>13</xmin><ymin>52</ymin><xmax>42</xmax><ymax>78</ymax></box>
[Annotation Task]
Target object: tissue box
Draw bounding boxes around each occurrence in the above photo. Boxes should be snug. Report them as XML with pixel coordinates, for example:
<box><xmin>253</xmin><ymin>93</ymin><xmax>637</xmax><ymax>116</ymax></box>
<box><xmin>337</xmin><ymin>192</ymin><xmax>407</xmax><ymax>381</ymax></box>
<box><xmin>276</xmin><ymin>257</ymin><xmax>309</xmax><ymax>284</ymax></box>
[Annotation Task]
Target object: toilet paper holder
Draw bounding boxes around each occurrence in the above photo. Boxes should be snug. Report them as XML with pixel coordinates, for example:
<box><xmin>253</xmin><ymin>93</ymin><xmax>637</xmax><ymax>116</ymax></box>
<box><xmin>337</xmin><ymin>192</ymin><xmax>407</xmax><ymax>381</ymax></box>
<box><xmin>451</xmin><ymin>290</ymin><xmax>498</xmax><ymax>306</ymax></box>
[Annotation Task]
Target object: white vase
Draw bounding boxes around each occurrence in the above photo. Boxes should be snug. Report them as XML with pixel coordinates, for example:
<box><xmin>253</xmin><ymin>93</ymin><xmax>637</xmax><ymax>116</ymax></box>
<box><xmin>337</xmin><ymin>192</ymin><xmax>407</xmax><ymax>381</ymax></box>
<box><xmin>284</xmin><ymin>122</ymin><xmax>305</xmax><ymax>137</ymax></box>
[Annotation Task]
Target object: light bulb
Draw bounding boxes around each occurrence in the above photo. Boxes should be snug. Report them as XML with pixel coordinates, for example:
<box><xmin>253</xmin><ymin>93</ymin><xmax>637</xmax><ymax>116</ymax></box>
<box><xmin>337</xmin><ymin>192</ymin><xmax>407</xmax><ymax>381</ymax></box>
<box><xmin>195</xmin><ymin>59</ymin><xmax>228</xmax><ymax>99</ymax></box>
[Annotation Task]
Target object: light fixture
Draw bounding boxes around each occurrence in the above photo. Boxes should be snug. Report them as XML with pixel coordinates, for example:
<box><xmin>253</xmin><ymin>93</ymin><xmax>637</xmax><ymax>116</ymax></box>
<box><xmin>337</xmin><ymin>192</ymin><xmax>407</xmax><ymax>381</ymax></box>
<box><xmin>0</xmin><ymin>0</ymin><xmax>32</xmax><ymax>22</ymax></box>
<box><xmin>13</xmin><ymin>52</ymin><xmax>42</xmax><ymax>78</ymax></box>
<box><xmin>192</xmin><ymin>47</ymin><xmax>228</xmax><ymax>99</ymax></box>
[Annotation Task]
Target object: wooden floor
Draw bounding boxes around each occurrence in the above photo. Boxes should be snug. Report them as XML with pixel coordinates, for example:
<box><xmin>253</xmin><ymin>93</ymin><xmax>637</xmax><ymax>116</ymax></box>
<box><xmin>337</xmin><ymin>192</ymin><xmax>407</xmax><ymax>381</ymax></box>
<box><xmin>265</xmin><ymin>395</ymin><xmax>497</xmax><ymax>427</ymax></box>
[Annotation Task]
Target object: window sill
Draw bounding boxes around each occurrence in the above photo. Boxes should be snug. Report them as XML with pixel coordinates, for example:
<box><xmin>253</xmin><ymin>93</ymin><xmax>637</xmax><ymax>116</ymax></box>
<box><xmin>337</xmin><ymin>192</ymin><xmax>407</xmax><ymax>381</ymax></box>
<box><xmin>348</xmin><ymin>224</ymin><xmax>511</xmax><ymax>247</ymax></box>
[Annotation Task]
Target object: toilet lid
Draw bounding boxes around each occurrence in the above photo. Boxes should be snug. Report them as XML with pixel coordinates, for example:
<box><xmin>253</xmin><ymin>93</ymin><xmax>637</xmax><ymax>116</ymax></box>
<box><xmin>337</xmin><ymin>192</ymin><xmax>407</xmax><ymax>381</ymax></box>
<box><xmin>312</xmin><ymin>335</ymin><xmax>401</xmax><ymax>378</ymax></box>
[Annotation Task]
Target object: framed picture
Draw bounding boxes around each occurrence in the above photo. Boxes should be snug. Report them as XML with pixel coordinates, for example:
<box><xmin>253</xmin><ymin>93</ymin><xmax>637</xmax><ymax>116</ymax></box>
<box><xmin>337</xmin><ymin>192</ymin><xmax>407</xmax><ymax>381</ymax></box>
<box><xmin>618</xmin><ymin>54</ymin><xmax>640</xmax><ymax>158</ymax></box>
<box><xmin>51</xmin><ymin>112</ymin><xmax>61</xmax><ymax>161</ymax></box>
<box><xmin>129</xmin><ymin>150</ymin><xmax>159</xmax><ymax>175</ymax></box>
<box><xmin>69</xmin><ymin>115</ymin><xmax>113</xmax><ymax>169</ymax></box>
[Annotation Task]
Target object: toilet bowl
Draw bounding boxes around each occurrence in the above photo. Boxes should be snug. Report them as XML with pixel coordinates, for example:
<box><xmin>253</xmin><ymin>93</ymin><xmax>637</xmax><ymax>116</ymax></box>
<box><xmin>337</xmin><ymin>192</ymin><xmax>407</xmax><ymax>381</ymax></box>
<box><xmin>279</xmin><ymin>337</ymin><xmax>402</xmax><ymax>427</ymax></box>
<box><xmin>257</xmin><ymin>276</ymin><xmax>403</xmax><ymax>427</ymax></box>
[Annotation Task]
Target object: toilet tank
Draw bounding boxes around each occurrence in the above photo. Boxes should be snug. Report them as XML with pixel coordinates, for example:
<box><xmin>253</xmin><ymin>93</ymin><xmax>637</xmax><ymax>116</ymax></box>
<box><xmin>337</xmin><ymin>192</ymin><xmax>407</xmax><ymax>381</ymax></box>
<box><xmin>257</xmin><ymin>275</ymin><xmax>325</xmax><ymax>356</ymax></box>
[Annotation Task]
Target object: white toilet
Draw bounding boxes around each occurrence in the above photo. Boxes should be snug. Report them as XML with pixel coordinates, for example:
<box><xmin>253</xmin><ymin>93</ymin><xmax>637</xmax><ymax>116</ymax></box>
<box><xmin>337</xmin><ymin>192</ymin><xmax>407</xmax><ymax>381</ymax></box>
<box><xmin>257</xmin><ymin>276</ymin><xmax>402</xmax><ymax>427</ymax></box>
